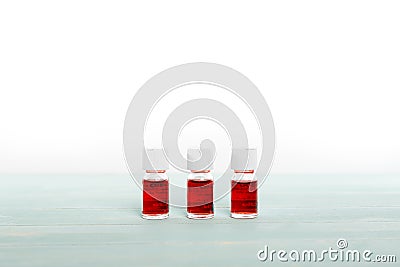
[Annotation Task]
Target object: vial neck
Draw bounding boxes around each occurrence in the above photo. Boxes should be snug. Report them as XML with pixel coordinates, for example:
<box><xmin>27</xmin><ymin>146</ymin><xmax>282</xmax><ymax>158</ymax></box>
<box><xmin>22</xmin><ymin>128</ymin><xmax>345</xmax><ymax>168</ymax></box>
<box><xmin>145</xmin><ymin>170</ymin><xmax>166</xmax><ymax>173</ymax></box>
<box><xmin>234</xmin><ymin>170</ymin><xmax>254</xmax><ymax>174</ymax></box>
<box><xmin>191</xmin><ymin>170</ymin><xmax>211</xmax><ymax>173</ymax></box>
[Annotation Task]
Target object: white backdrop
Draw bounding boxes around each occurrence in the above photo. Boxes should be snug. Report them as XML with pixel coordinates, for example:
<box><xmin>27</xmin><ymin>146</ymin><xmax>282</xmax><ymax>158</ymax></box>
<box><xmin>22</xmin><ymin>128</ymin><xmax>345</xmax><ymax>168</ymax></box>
<box><xmin>1</xmin><ymin>1</ymin><xmax>399</xmax><ymax>174</ymax></box>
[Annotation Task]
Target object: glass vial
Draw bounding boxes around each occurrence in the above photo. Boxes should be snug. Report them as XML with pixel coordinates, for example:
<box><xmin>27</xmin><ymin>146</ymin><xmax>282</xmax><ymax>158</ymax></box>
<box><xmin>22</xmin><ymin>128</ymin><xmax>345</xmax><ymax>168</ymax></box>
<box><xmin>142</xmin><ymin>149</ymin><xmax>169</xmax><ymax>219</ymax></box>
<box><xmin>187</xmin><ymin>148</ymin><xmax>214</xmax><ymax>219</ymax></box>
<box><xmin>231</xmin><ymin>148</ymin><xmax>258</xmax><ymax>219</ymax></box>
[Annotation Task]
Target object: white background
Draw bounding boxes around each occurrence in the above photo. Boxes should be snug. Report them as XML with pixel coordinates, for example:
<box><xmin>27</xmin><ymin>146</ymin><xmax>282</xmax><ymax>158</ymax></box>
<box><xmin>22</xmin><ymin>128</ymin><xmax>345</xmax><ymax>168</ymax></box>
<box><xmin>1</xmin><ymin>1</ymin><xmax>399</xmax><ymax>174</ymax></box>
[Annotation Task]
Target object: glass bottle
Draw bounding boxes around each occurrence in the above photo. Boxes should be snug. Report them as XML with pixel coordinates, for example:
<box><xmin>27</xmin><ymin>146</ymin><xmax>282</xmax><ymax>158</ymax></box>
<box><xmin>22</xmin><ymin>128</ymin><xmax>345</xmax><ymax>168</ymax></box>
<box><xmin>231</xmin><ymin>148</ymin><xmax>258</xmax><ymax>219</ymax></box>
<box><xmin>142</xmin><ymin>149</ymin><xmax>169</xmax><ymax>219</ymax></box>
<box><xmin>187</xmin><ymin>148</ymin><xmax>214</xmax><ymax>219</ymax></box>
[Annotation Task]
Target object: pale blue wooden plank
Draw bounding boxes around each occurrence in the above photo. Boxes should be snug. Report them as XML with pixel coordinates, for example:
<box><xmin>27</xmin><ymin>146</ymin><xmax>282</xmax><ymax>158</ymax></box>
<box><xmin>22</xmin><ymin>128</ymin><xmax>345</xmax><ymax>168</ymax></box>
<box><xmin>0</xmin><ymin>174</ymin><xmax>399</xmax><ymax>266</ymax></box>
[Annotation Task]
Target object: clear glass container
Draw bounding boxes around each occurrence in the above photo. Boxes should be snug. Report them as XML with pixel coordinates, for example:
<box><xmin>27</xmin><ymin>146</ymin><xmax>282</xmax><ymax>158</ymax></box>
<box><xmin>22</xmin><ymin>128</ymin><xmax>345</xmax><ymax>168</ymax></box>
<box><xmin>231</xmin><ymin>170</ymin><xmax>257</xmax><ymax>219</ymax></box>
<box><xmin>187</xmin><ymin>170</ymin><xmax>214</xmax><ymax>219</ymax></box>
<box><xmin>142</xmin><ymin>170</ymin><xmax>169</xmax><ymax>219</ymax></box>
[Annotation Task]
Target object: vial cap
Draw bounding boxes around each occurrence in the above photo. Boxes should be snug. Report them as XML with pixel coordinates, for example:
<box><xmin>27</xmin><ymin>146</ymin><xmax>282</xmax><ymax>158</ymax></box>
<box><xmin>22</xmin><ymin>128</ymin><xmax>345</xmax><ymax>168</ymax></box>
<box><xmin>231</xmin><ymin>148</ymin><xmax>257</xmax><ymax>170</ymax></box>
<box><xmin>187</xmin><ymin>148</ymin><xmax>214</xmax><ymax>171</ymax></box>
<box><xmin>142</xmin><ymin>149</ymin><xmax>169</xmax><ymax>170</ymax></box>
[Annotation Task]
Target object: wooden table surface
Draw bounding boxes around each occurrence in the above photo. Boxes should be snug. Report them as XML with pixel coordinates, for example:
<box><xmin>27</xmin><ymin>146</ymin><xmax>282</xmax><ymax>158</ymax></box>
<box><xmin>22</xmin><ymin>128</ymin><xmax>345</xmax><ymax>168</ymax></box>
<box><xmin>0</xmin><ymin>174</ymin><xmax>399</xmax><ymax>266</ymax></box>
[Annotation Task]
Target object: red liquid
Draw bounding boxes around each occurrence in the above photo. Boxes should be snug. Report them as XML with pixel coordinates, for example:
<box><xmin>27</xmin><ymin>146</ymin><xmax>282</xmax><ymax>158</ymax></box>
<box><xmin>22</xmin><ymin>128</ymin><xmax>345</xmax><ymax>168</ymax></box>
<box><xmin>142</xmin><ymin>179</ymin><xmax>169</xmax><ymax>216</ymax></box>
<box><xmin>187</xmin><ymin>179</ymin><xmax>214</xmax><ymax>215</ymax></box>
<box><xmin>231</xmin><ymin>180</ymin><xmax>257</xmax><ymax>214</ymax></box>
